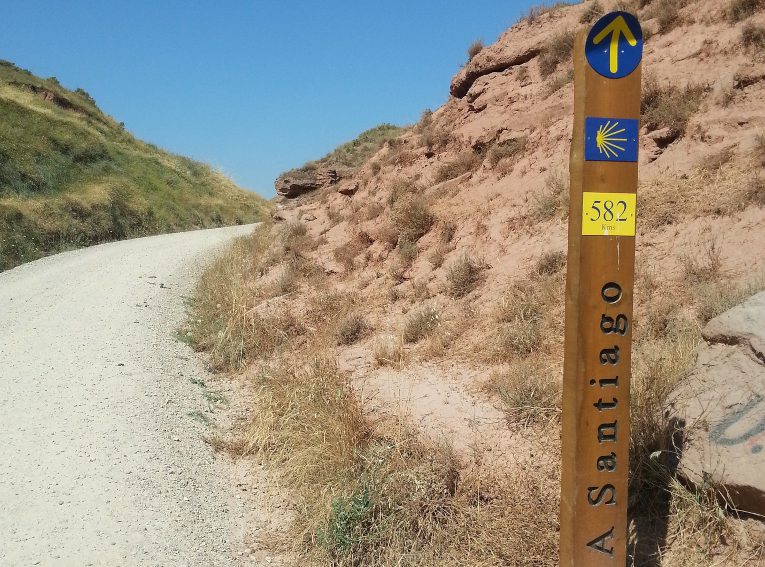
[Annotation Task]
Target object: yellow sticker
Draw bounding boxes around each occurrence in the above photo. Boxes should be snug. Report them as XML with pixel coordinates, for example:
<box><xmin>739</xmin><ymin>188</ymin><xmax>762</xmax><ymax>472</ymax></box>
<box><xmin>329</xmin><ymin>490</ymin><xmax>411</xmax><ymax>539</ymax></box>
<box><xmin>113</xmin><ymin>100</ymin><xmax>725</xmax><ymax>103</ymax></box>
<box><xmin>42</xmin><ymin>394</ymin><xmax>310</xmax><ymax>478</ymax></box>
<box><xmin>582</xmin><ymin>192</ymin><xmax>636</xmax><ymax>236</ymax></box>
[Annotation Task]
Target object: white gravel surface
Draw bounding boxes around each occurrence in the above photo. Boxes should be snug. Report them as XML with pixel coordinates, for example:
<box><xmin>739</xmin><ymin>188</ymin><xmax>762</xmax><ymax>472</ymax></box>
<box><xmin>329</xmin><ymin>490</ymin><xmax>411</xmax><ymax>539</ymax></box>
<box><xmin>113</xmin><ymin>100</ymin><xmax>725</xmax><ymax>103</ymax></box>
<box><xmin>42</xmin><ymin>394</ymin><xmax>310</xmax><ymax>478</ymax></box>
<box><xmin>0</xmin><ymin>225</ymin><xmax>262</xmax><ymax>566</ymax></box>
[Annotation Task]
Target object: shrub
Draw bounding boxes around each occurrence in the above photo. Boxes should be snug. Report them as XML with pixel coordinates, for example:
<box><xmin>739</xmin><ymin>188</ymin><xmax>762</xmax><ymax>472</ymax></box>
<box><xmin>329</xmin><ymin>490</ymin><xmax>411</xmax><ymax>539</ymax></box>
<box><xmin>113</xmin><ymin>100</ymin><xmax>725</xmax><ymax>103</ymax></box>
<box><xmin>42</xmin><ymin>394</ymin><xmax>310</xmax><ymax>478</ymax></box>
<box><xmin>391</xmin><ymin>195</ymin><xmax>434</xmax><ymax>242</ymax></box>
<box><xmin>544</xmin><ymin>69</ymin><xmax>574</xmax><ymax>97</ymax></box>
<box><xmin>373</xmin><ymin>335</ymin><xmax>405</xmax><ymax>368</ymax></box>
<box><xmin>487</xmin><ymin>137</ymin><xmax>527</xmax><ymax>167</ymax></box>
<box><xmin>336</xmin><ymin>312</ymin><xmax>370</xmax><ymax>345</ymax></box>
<box><xmin>650</xmin><ymin>0</ymin><xmax>683</xmax><ymax>34</ymax></box>
<box><xmin>467</xmin><ymin>40</ymin><xmax>484</xmax><ymax>62</ymax></box>
<box><xmin>579</xmin><ymin>0</ymin><xmax>604</xmax><ymax>23</ymax></box>
<box><xmin>433</xmin><ymin>151</ymin><xmax>481</xmax><ymax>183</ymax></box>
<box><xmin>493</xmin><ymin>358</ymin><xmax>561</xmax><ymax>425</ymax></box>
<box><xmin>534</xmin><ymin>250</ymin><xmax>567</xmax><ymax>277</ymax></box>
<box><xmin>727</xmin><ymin>0</ymin><xmax>765</xmax><ymax>22</ymax></box>
<box><xmin>403</xmin><ymin>306</ymin><xmax>441</xmax><ymax>343</ymax></box>
<box><xmin>741</xmin><ymin>22</ymin><xmax>765</xmax><ymax>46</ymax></box>
<box><xmin>641</xmin><ymin>77</ymin><xmax>708</xmax><ymax>139</ymax></box>
<box><xmin>387</xmin><ymin>178</ymin><xmax>419</xmax><ymax>206</ymax></box>
<box><xmin>528</xmin><ymin>173</ymin><xmax>569</xmax><ymax>222</ymax></box>
<box><xmin>516</xmin><ymin>66</ymin><xmax>530</xmax><ymax>83</ymax></box>
<box><xmin>744</xmin><ymin>175</ymin><xmax>765</xmax><ymax>206</ymax></box>
<box><xmin>679</xmin><ymin>240</ymin><xmax>722</xmax><ymax>284</ymax></box>
<box><xmin>538</xmin><ymin>30</ymin><xmax>575</xmax><ymax>78</ymax></box>
<box><xmin>445</xmin><ymin>254</ymin><xmax>485</xmax><ymax>298</ymax></box>
<box><xmin>397</xmin><ymin>237</ymin><xmax>418</xmax><ymax>265</ymax></box>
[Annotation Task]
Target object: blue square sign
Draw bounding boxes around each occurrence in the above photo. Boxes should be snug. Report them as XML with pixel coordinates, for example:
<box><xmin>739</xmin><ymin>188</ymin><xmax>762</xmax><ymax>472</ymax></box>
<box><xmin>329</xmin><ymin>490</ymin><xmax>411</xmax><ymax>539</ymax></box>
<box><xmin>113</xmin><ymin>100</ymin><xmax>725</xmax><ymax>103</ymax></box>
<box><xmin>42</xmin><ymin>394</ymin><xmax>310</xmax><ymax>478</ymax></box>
<box><xmin>584</xmin><ymin>117</ymin><xmax>639</xmax><ymax>162</ymax></box>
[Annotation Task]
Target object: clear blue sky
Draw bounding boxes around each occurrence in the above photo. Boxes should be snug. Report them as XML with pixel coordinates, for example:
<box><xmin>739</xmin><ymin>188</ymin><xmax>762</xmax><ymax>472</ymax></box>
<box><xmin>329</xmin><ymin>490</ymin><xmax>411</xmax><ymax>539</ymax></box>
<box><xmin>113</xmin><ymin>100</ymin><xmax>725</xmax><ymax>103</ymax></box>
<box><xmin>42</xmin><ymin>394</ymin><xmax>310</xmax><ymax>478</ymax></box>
<box><xmin>1</xmin><ymin>1</ymin><xmax>547</xmax><ymax>197</ymax></box>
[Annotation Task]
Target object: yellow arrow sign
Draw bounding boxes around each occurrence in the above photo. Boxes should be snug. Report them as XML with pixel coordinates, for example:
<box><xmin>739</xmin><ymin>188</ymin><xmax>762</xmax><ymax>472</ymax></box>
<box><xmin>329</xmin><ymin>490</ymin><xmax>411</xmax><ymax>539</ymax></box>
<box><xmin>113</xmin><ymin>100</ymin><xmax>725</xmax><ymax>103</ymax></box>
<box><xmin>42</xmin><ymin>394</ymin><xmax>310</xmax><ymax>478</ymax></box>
<box><xmin>592</xmin><ymin>15</ymin><xmax>637</xmax><ymax>74</ymax></box>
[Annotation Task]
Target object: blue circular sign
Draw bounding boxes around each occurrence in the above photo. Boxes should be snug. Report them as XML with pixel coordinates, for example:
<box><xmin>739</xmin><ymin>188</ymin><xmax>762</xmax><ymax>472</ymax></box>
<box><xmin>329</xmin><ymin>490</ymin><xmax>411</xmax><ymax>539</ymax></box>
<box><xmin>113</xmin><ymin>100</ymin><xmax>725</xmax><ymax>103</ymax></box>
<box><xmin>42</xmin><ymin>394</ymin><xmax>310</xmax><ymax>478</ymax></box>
<box><xmin>585</xmin><ymin>11</ymin><xmax>643</xmax><ymax>79</ymax></box>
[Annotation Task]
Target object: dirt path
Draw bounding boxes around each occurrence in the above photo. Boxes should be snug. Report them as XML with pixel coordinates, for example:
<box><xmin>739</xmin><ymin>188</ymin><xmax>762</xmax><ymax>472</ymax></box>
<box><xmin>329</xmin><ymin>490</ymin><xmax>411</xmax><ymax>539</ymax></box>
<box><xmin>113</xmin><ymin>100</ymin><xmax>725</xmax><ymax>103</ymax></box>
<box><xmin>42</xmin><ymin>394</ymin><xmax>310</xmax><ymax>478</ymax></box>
<box><xmin>0</xmin><ymin>225</ymin><xmax>266</xmax><ymax>566</ymax></box>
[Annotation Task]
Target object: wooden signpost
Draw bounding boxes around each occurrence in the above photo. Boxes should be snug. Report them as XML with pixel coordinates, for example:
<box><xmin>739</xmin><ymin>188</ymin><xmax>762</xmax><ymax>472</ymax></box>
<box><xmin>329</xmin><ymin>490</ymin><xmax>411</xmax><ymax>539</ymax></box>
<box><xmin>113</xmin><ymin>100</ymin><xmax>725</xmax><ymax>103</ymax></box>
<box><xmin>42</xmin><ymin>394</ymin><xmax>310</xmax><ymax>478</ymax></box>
<box><xmin>560</xmin><ymin>11</ymin><xmax>643</xmax><ymax>566</ymax></box>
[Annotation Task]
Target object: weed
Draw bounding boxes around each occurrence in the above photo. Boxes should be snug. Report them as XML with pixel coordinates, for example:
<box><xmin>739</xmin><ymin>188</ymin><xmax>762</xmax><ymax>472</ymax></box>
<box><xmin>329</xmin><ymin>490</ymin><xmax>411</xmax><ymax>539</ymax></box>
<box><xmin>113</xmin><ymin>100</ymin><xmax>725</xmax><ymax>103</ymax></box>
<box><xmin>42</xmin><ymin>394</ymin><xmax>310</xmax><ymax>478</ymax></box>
<box><xmin>538</xmin><ymin>29</ymin><xmax>575</xmax><ymax>78</ymax></box>
<box><xmin>642</xmin><ymin>77</ymin><xmax>708</xmax><ymax>140</ymax></box>
<box><xmin>188</xmin><ymin>410</ymin><xmax>212</xmax><ymax>426</ymax></box>
<box><xmin>755</xmin><ymin>131</ymin><xmax>765</xmax><ymax>165</ymax></box>
<box><xmin>524</xmin><ymin>1</ymin><xmax>575</xmax><ymax>23</ymax></box>
<box><xmin>428</xmin><ymin>245</ymin><xmax>448</xmax><ymax>269</ymax></box>
<box><xmin>533</xmin><ymin>250</ymin><xmax>567</xmax><ymax>277</ymax></box>
<box><xmin>397</xmin><ymin>237</ymin><xmax>418</xmax><ymax>265</ymax></box>
<box><xmin>466</xmin><ymin>39</ymin><xmax>484</xmax><ymax>62</ymax></box>
<box><xmin>695</xmin><ymin>276</ymin><xmax>765</xmax><ymax>323</ymax></box>
<box><xmin>373</xmin><ymin>335</ymin><xmax>405</xmax><ymax>368</ymax></box>
<box><xmin>445</xmin><ymin>254</ymin><xmax>485</xmax><ymax>298</ymax></box>
<box><xmin>493</xmin><ymin>358</ymin><xmax>561</xmax><ymax>425</ymax></box>
<box><xmin>403</xmin><ymin>306</ymin><xmax>441</xmax><ymax>343</ymax></box>
<box><xmin>744</xmin><ymin>174</ymin><xmax>765</xmax><ymax>206</ymax></box>
<box><xmin>741</xmin><ymin>21</ymin><xmax>765</xmax><ymax>46</ymax></box>
<box><xmin>648</xmin><ymin>0</ymin><xmax>684</xmax><ymax>33</ymax></box>
<box><xmin>679</xmin><ymin>239</ymin><xmax>722</xmax><ymax>284</ymax></box>
<box><xmin>727</xmin><ymin>0</ymin><xmax>765</xmax><ymax>22</ymax></box>
<box><xmin>487</xmin><ymin>137</ymin><xmax>527</xmax><ymax>167</ymax></box>
<box><xmin>701</xmin><ymin>147</ymin><xmax>734</xmax><ymax>172</ymax></box>
<box><xmin>391</xmin><ymin>195</ymin><xmax>434</xmax><ymax>242</ymax></box>
<box><xmin>336</xmin><ymin>312</ymin><xmax>370</xmax><ymax>345</ymax></box>
<box><xmin>439</xmin><ymin>220</ymin><xmax>457</xmax><ymax>243</ymax></box>
<box><xmin>433</xmin><ymin>151</ymin><xmax>481</xmax><ymax>183</ymax></box>
<box><xmin>580</xmin><ymin>0</ymin><xmax>604</xmax><ymax>23</ymax></box>
<box><xmin>387</xmin><ymin>178</ymin><xmax>419</xmax><ymax>207</ymax></box>
<box><xmin>516</xmin><ymin>66</ymin><xmax>530</xmax><ymax>83</ymax></box>
<box><xmin>528</xmin><ymin>173</ymin><xmax>569</xmax><ymax>222</ymax></box>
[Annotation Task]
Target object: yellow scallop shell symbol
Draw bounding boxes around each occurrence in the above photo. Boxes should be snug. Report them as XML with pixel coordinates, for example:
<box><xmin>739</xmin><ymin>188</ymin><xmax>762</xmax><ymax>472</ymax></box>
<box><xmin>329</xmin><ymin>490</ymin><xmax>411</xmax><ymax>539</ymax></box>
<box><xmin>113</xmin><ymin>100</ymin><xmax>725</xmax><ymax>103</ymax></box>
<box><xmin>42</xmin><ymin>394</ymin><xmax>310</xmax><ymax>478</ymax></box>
<box><xmin>595</xmin><ymin>121</ymin><xmax>628</xmax><ymax>159</ymax></box>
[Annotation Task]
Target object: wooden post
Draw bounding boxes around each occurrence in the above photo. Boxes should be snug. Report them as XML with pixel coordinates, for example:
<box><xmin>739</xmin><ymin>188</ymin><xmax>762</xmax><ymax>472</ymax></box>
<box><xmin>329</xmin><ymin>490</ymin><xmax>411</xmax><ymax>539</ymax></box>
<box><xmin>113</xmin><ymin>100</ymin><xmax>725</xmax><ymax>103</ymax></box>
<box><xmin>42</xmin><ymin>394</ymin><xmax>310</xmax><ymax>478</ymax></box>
<box><xmin>560</xmin><ymin>11</ymin><xmax>643</xmax><ymax>566</ymax></box>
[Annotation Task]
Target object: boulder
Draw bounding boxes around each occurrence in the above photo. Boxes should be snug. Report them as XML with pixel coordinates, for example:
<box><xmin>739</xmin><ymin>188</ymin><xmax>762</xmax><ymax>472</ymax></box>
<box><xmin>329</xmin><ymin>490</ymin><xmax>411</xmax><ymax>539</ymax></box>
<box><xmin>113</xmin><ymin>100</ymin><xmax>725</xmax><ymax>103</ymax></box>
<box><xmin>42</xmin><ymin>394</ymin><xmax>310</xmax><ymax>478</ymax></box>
<box><xmin>275</xmin><ymin>165</ymin><xmax>350</xmax><ymax>198</ymax></box>
<box><xmin>669</xmin><ymin>291</ymin><xmax>765</xmax><ymax>516</ymax></box>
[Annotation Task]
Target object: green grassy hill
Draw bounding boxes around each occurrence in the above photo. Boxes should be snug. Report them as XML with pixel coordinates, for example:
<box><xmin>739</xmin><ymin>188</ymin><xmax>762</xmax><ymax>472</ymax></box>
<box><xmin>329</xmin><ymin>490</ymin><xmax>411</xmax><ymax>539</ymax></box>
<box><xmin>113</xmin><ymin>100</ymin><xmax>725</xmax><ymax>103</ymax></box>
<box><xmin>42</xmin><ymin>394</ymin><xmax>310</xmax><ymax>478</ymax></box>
<box><xmin>0</xmin><ymin>60</ymin><xmax>270</xmax><ymax>270</ymax></box>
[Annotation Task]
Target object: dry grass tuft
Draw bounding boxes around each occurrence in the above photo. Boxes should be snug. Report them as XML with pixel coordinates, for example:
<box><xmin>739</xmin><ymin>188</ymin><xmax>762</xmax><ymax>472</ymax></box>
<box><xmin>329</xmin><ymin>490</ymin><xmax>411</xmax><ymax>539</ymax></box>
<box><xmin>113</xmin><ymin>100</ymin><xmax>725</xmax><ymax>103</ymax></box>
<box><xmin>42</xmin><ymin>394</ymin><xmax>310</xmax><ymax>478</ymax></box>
<box><xmin>373</xmin><ymin>335</ymin><xmax>406</xmax><ymax>368</ymax></box>
<box><xmin>445</xmin><ymin>254</ymin><xmax>486</xmax><ymax>298</ymax></box>
<box><xmin>333</xmin><ymin>231</ymin><xmax>373</xmax><ymax>272</ymax></box>
<box><xmin>487</xmin><ymin>137</ymin><xmax>527</xmax><ymax>169</ymax></box>
<box><xmin>403</xmin><ymin>306</ymin><xmax>441</xmax><ymax>344</ymax></box>
<box><xmin>336</xmin><ymin>312</ymin><xmax>371</xmax><ymax>345</ymax></box>
<box><xmin>579</xmin><ymin>0</ymin><xmax>604</xmax><ymax>23</ymax></box>
<box><xmin>433</xmin><ymin>151</ymin><xmax>482</xmax><ymax>183</ymax></box>
<box><xmin>492</xmin><ymin>357</ymin><xmax>561</xmax><ymax>426</ymax></box>
<box><xmin>727</xmin><ymin>0</ymin><xmax>765</xmax><ymax>22</ymax></box>
<box><xmin>528</xmin><ymin>173</ymin><xmax>569</xmax><ymax>222</ymax></box>
<box><xmin>679</xmin><ymin>239</ymin><xmax>722</xmax><ymax>284</ymax></box>
<box><xmin>534</xmin><ymin>250</ymin><xmax>567</xmax><ymax>277</ymax></box>
<box><xmin>466</xmin><ymin>39</ymin><xmax>484</xmax><ymax>62</ymax></box>
<box><xmin>647</xmin><ymin>0</ymin><xmax>685</xmax><ymax>34</ymax></box>
<box><xmin>391</xmin><ymin>194</ymin><xmax>434</xmax><ymax>243</ymax></box>
<box><xmin>642</xmin><ymin>77</ymin><xmax>708</xmax><ymax>140</ymax></box>
<box><xmin>538</xmin><ymin>29</ymin><xmax>575</xmax><ymax>78</ymax></box>
<box><xmin>742</xmin><ymin>21</ymin><xmax>765</xmax><ymax>46</ymax></box>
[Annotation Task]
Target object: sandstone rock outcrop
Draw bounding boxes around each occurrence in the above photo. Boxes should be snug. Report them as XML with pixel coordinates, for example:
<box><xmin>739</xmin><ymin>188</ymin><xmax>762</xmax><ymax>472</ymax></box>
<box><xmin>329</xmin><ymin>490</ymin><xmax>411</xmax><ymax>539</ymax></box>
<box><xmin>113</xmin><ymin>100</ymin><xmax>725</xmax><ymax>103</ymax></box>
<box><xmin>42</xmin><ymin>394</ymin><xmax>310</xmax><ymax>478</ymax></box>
<box><xmin>669</xmin><ymin>292</ymin><xmax>765</xmax><ymax>516</ymax></box>
<box><xmin>275</xmin><ymin>165</ymin><xmax>350</xmax><ymax>198</ymax></box>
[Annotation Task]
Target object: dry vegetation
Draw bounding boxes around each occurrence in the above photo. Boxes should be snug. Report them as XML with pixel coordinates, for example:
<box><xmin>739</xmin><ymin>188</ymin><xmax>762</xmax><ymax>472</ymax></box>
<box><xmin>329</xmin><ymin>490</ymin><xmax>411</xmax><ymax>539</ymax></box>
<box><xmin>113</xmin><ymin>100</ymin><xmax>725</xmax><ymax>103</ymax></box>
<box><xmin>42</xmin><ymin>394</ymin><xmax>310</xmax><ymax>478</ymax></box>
<box><xmin>187</xmin><ymin>1</ymin><xmax>765</xmax><ymax>564</ymax></box>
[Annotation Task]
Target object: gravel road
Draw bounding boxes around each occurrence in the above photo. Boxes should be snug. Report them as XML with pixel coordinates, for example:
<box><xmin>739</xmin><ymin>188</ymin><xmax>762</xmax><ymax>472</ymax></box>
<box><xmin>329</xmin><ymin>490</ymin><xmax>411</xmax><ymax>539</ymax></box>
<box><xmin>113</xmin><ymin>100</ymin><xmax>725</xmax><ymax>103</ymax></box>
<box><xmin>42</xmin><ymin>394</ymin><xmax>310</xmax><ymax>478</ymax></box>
<box><xmin>0</xmin><ymin>225</ymin><xmax>262</xmax><ymax>566</ymax></box>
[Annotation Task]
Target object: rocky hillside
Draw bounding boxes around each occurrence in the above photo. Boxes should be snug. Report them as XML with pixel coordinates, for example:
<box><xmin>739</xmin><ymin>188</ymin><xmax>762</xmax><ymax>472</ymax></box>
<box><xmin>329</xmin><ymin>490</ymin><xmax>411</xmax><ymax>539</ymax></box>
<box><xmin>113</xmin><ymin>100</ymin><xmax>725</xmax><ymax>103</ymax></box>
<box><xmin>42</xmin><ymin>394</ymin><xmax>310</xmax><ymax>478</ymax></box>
<box><xmin>192</xmin><ymin>0</ymin><xmax>765</xmax><ymax>564</ymax></box>
<box><xmin>0</xmin><ymin>60</ymin><xmax>270</xmax><ymax>270</ymax></box>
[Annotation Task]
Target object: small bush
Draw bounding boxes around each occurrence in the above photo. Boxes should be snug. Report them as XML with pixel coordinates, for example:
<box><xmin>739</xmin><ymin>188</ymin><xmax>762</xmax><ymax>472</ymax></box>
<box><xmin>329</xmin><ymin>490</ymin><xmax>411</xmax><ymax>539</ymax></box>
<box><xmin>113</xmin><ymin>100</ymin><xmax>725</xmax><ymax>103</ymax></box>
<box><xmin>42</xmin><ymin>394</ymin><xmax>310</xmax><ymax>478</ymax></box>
<box><xmin>642</xmin><ymin>77</ymin><xmax>708</xmax><ymax>139</ymax></box>
<box><xmin>649</xmin><ymin>0</ymin><xmax>683</xmax><ymax>34</ymax></box>
<box><xmin>421</xmin><ymin>127</ymin><xmax>451</xmax><ymax>152</ymax></box>
<box><xmin>391</xmin><ymin>195</ymin><xmax>434</xmax><ymax>242</ymax></box>
<box><xmin>336</xmin><ymin>312</ymin><xmax>370</xmax><ymax>345</ymax></box>
<box><xmin>493</xmin><ymin>319</ymin><xmax>543</xmax><ymax>358</ymax></box>
<box><xmin>397</xmin><ymin>237</ymin><xmax>418</xmax><ymax>265</ymax></box>
<box><xmin>467</xmin><ymin>40</ymin><xmax>484</xmax><ymax>62</ymax></box>
<box><xmin>445</xmin><ymin>254</ymin><xmax>485</xmax><ymax>298</ymax></box>
<box><xmin>373</xmin><ymin>335</ymin><xmax>405</xmax><ymax>368</ymax></box>
<box><xmin>744</xmin><ymin>175</ymin><xmax>765</xmax><ymax>206</ymax></box>
<box><xmin>679</xmin><ymin>240</ymin><xmax>722</xmax><ymax>284</ymax></box>
<box><xmin>493</xmin><ymin>358</ymin><xmax>561</xmax><ymax>425</ymax></box>
<box><xmin>487</xmin><ymin>137</ymin><xmax>527</xmax><ymax>167</ymax></box>
<box><xmin>433</xmin><ymin>151</ymin><xmax>481</xmax><ymax>183</ymax></box>
<box><xmin>538</xmin><ymin>30</ymin><xmax>575</xmax><ymax>78</ymax></box>
<box><xmin>516</xmin><ymin>66</ymin><xmax>530</xmax><ymax>83</ymax></box>
<box><xmin>534</xmin><ymin>250</ymin><xmax>566</xmax><ymax>277</ymax></box>
<box><xmin>727</xmin><ymin>0</ymin><xmax>765</xmax><ymax>22</ymax></box>
<box><xmin>741</xmin><ymin>21</ymin><xmax>765</xmax><ymax>46</ymax></box>
<box><xmin>579</xmin><ymin>0</ymin><xmax>604</xmax><ymax>23</ymax></box>
<box><xmin>528</xmin><ymin>173</ymin><xmax>569</xmax><ymax>222</ymax></box>
<box><xmin>701</xmin><ymin>147</ymin><xmax>734</xmax><ymax>172</ymax></box>
<box><xmin>403</xmin><ymin>306</ymin><xmax>441</xmax><ymax>343</ymax></box>
<box><xmin>754</xmin><ymin>132</ymin><xmax>765</xmax><ymax>165</ymax></box>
